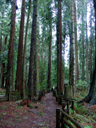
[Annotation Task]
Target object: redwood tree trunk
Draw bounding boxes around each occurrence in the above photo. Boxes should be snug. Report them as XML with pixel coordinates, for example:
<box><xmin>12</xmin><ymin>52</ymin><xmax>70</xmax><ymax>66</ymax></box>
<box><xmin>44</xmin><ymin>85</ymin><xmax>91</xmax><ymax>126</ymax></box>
<box><xmin>0</xmin><ymin>29</ymin><xmax>2</xmax><ymax>88</ymax></box>
<box><xmin>2</xmin><ymin>37</ymin><xmax>7</xmax><ymax>88</ymax></box>
<box><xmin>69</xmin><ymin>0</ymin><xmax>75</xmax><ymax>88</ymax></box>
<box><xmin>28</xmin><ymin>0</ymin><xmax>38</xmax><ymax>100</ymax></box>
<box><xmin>0</xmin><ymin>12</ymin><xmax>4</xmax><ymax>88</ymax></box>
<box><xmin>90</xmin><ymin>8</ymin><xmax>93</xmax><ymax>81</ymax></box>
<box><xmin>6</xmin><ymin>0</ymin><xmax>17</xmax><ymax>100</ymax></box>
<box><xmin>1</xmin><ymin>63</ymin><xmax>5</xmax><ymax>88</ymax></box>
<box><xmin>85</xmin><ymin>3</ymin><xmax>89</xmax><ymax>84</ymax></box>
<box><xmin>16</xmin><ymin>0</ymin><xmax>25</xmax><ymax>98</ymax></box>
<box><xmin>57</xmin><ymin>0</ymin><xmax>63</xmax><ymax>95</ymax></box>
<box><xmin>48</xmin><ymin>25</ymin><xmax>52</xmax><ymax>89</ymax></box>
<box><xmin>47</xmin><ymin>1</ymin><xmax>52</xmax><ymax>89</ymax></box>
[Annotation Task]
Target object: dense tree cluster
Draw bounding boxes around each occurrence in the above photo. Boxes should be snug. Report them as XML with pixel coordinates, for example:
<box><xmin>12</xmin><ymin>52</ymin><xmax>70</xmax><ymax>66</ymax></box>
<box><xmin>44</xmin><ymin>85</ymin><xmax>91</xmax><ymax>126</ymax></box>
<box><xmin>0</xmin><ymin>0</ymin><xmax>96</xmax><ymax>105</ymax></box>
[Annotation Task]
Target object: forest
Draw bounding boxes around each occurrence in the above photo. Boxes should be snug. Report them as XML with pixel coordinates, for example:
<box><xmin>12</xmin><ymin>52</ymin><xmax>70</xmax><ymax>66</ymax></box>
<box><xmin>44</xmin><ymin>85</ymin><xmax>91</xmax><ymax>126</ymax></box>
<box><xmin>0</xmin><ymin>0</ymin><xmax>96</xmax><ymax>128</ymax></box>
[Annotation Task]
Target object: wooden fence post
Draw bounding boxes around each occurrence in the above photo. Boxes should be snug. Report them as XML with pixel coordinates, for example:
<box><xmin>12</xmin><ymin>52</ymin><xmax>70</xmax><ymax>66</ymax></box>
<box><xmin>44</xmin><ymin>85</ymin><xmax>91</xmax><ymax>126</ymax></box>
<box><xmin>56</xmin><ymin>108</ymin><xmax>61</xmax><ymax>128</ymax></box>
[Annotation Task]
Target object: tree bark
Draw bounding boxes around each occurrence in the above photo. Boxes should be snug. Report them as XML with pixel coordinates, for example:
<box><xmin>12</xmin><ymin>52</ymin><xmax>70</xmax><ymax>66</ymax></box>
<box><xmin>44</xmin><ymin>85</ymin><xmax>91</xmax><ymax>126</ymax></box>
<box><xmin>47</xmin><ymin>26</ymin><xmax>52</xmax><ymax>89</ymax></box>
<box><xmin>1</xmin><ymin>63</ymin><xmax>5</xmax><ymax>88</ymax></box>
<box><xmin>78</xmin><ymin>0</ymin><xmax>96</xmax><ymax>105</ymax></box>
<box><xmin>69</xmin><ymin>0</ymin><xmax>75</xmax><ymax>89</ymax></box>
<box><xmin>74</xmin><ymin>1</ymin><xmax>79</xmax><ymax>83</ymax></box>
<box><xmin>22</xmin><ymin>0</ymin><xmax>31</xmax><ymax>97</ymax></box>
<box><xmin>28</xmin><ymin>0</ymin><xmax>38</xmax><ymax>100</ymax></box>
<box><xmin>0</xmin><ymin>11</ymin><xmax>4</xmax><ymax>88</ymax></box>
<box><xmin>81</xmin><ymin>9</ymin><xmax>85</xmax><ymax>81</ymax></box>
<box><xmin>57</xmin><ymin>0</ymin><xmax>63</xmax><ymax>95</ymax></box>
<box><xmin>90</xmin><ymin>7</ymin><xmax>93</xmax><ymax>81</ymax></box>
<box><xmin>85</xmin><ymin>2</ymin><xmax>89</xmax><ymax>84</ymax></box>
<box><xmin>2</xmin><ymin>37</ymin><xmax>7</xmax><ymax>88</ymax></box>
<box><xmin>0</xmin><ymin>27</ymin><xmax>2</xmax><ymax>88</ymax></box>
<box><xmin>47</xmin><ymin>1</ymin><xmax>52</xmax><ymax>89</ymax></box>
<box><xmin>6</xmin><ymin>0</ymin><xmax>17</xmax><ymax>100</ymax></box>
<box><xmin>16</xmin><ymin>0</ymin><xmax>25</xmax><ymax>98</ymax></box>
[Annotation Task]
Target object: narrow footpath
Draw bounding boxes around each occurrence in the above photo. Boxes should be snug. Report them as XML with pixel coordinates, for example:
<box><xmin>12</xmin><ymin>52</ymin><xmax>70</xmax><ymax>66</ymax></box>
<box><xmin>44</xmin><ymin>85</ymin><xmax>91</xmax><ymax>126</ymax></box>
<box><xmin>0</xmin><ymin>92</ymin><xmax>60</xmax><ymax>128</ymax></box>
<box><xmin>33</xmin><ymin>92</ymin><xmax>61</xmax><ymax>128</ymax></box>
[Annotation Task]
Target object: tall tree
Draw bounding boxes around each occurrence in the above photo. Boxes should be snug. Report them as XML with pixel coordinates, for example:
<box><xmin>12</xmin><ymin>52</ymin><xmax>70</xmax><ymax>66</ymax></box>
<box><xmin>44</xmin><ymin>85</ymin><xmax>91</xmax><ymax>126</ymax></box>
<box><xmin>22</xmin><ymin>0</ymin><xmax>31</xmax><ymax>96</ymax></box>
<box><xmin>85</xmin><ymin>0</ymin><xmax>89</xmax><ymax>84</ymax></box>
<box><xmin>6</xmin><ymin>0</ymin><xmax>17</xmax><ymax>100</ymax></box>
<box><xmin>79</xmin><ymin>0</ymin><xmax>96</xmax><ymax>105</ymax></box>
<box><xmin>57</xmin><ymin>0</ymin><xmax>63</xmax><ymax>95</ymax></box>
<box><xmin>16</xmin><ymin>0</ymin><xmax>25</xmax><ymax>98</ymax></box>
<box><xmin>69</xmin><ymin>0</ymin><xmax>75</xmax><ymax>87</ymax></box>
<box><xmin>2</xmin><ymin>37</ymin><xmax>7</xmax><ymax>88</ymax></box>
<box><xmin>0</xmin><ymin>10</ymin><xmax>4</xmax><ymax>88</ymax></box>
<box><xmin>90</xmin><ymin>4</ymin><xmax>93</xmax><ymax>81</ymax></box>
<box><xmin>47</xmin><ymin>0</ymin><xmax>52</xmax><ymax>89</ymax></box>
<box><xmin>0</xmin><ymin>21</ymin><xmax>2</xmax><ymax>88</ymax></box>
<box><xmin>82</xmin><ymin>12</ymin><xmax>85</xmax><ymax>81</ymax></box>
<box><xmin>74</xmin><ymin>1</ymin><xmax>79</xmax><ymax>83</ymax></box>
<box><xmin>28</xmin><ymin>0</ymin><xmax>38</xmax><ymax>100</ymax></box>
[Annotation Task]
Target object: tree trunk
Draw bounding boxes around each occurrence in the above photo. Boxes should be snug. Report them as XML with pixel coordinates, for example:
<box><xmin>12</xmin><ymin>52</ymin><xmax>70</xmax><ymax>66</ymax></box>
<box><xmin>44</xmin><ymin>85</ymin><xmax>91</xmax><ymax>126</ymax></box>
<box><xmin>85</xmin><ymin>2</ymin><xmax>89</xmax><ymax>85</ymax></box>
<box><xmin>74</xmin><ymin>1</ymin><xmax>79</xmax><ymax>83</ymax></box>
<box><xmin>16</xmin><ymin>0</ymin><xmax>25</xmax><ymax>98</ymax></box>
<box><xmin>1</xmin><ymin>63</ymin><xmax>5</xmax><ymax>88</ymax></box>
<box><xmin>47</xmin><ymin>1</ymin><xmax>52</xmax><ymax>89</ymax></box>
<box><xmin>0</xmin><ymin>28</ymin><xmax>2</xmax><ymax>88</ymax></box>
<box><xmin>47</xmin><ymin>26</ymin><xmax>52</xmax><ymax>89</ymax></box>
<box><xmin>57</xmin><ymin>0</ymin><xmax>63</xmax><ymax>95</ymax></box>
<box><xmin>33</xmin><ymin>38</ymin><xmax>37</xmax><ymax>96</ymax></box>
<box><xmin>0</xmin><ymin>11</ymin><xmax>4</xmax><ymax>88</ymax></box>
<box><xmin>6</xmin><ymin>0</ymin><xmax>17</xmax><ymax>100</ymax></box>
<box><xmin>81</xmin><ymin>8</ymin><xmax>85</xmax><ymax>81</ymax></box>
<box><xmin>2</xmin><ymin>37</ymin><xmax>7</xmax><ymax>88</ymax></box>
<box><xmin>22</xmin><ymin>0</ymin><xmax>31</xmax><ymax>97</ymax></box>
<box><xmin>78</xmin><ymin>0</ymin><xmax>96</xmax><ymax>105</ymax></box>
<box><xmin>90</xmin><ymin>7</ymin><xmax>93</xmax><ymax>81</ymax></box>
<box><xmin>28</xmin><ymin>0</ymin><xmax>38</xmax><ymax>100</ymax></box>
<box><xmin>0</xmin><ymin>33</ymin><xmax>2</xmax><ymax>53</ymax></box>
<box><xmin>69</xmin><ymin>0</ymin><xmax>75</xmax><ymax>89</ymax></box>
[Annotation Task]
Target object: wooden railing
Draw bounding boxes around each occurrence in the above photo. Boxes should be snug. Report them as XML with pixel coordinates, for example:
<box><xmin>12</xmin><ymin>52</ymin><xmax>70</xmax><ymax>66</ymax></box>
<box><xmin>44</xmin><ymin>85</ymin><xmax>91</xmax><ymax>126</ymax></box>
<box><xmin>56</xmin><ymin>108</ymin><xmax>84</xmax><ymax>128</ymax></box>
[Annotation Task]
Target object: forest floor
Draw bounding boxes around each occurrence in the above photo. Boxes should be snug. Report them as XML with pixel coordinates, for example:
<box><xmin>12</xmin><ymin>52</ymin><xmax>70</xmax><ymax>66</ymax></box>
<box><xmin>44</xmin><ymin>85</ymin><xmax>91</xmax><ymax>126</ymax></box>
<box><xmin>0</xmin><ymin>92</ymin><xmax>61</xmax><ymax>128</ymax></box>
<box><xmin>0</xmin><ymin>89</ymin><xmax>96</xmax><ymax>128</ymax></box>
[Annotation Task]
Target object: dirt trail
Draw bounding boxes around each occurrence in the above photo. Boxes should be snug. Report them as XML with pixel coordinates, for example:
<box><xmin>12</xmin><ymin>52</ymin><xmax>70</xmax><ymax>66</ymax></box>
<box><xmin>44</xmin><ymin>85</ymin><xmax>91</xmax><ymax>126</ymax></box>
<box><xmin>0</xmin><ymin>92</ymin><xmax>60</xmax><ymax>128</ymax></box>
<box><xmin>34</xmin><ymin>92</ymin><xmax>61</xmax><ymax>128</ymax></box>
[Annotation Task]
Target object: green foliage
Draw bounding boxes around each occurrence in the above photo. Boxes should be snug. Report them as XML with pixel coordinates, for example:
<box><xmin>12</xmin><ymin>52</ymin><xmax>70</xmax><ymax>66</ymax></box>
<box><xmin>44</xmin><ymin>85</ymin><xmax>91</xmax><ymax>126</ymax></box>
<box><xmin>0</xmin><ymin>115</ymin><xmax>2</xmax><ymax>119</ymax></box>
<box><xmin>39</xmin><ymin>111</ymin><xmax>43</xmax><ymax>116</ymax></box>
<box><xmin>16</xmin><ymin>105</ymin><xmax>22</xmax><ymax>109</ymax></box>
<box><xmin>0</xmin><ymin>106</ymin><xmax>7</xmax><ymax>110</ymax></box>
<box><xmin>70</xmin><ymin>108</ymin><xmax>74</xmax><ymax>115</ymax></box>
<box><xmin>29</xmin><ymin>103</ymin><xmax>34</xmax><ymax>108</ymax></box>
<box><xmin>74</xmin><ymin>103</ymin><xmax>88</xmax><ymax>115</ymax></box>
<box><xmin>0</xmin><ymin>92</ymin><xmax>5</xmax><ymax>95</ymax></box>
<box><xmin>38</xmin><ymin>122</ymin><xmax>45</xmax><ymax>126</ymax></box>
<box><xmin>64</xmin><ymin>125</ymin><xmax>69</xmax><ymax>128</ymax></box>
<box><xmin>76</xmin><ymin>80</ymin><xmax>88</xmax><ymax>90</ymax></box>
<box><xmin>84</xmin><ymin>126</ymin><xmax>93</xmax><ymax>128</ymax></box>
<box><xmin>64</xmin><ymin>67</ymin><xmax>69</xmax><ymax>84</ymax></box>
